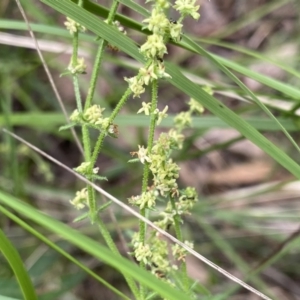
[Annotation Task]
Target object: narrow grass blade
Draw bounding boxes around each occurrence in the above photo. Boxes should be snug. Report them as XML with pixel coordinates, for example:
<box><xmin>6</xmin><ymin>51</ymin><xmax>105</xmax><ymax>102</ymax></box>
<box><xmin>0</xmin><ymin>228</ymin><xmax>37</xmax><ymax>300</ymax></box>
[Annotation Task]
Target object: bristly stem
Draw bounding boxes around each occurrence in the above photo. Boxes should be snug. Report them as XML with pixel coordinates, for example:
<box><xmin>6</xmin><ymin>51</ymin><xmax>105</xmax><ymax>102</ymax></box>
<box><xmin>89</xmin><ymin>87</ymin><xmax>132</xmax><ymax>170</ymax></box>
<box><xmin>71</xmin><ymin>30</ymin><xmax>83</xmax><ymax>112</ymax></box>
<box><xmin>83</xmin><ymin>0</ymin><xmax>120</xmax><ymax>222</ymax></box>
<box><xmin>139</xmin><ymin>79</ymin><xmax>158</xmax><ymax>243</ymax></box>
<box><xmin>139</xmin><ymin>79</ymin><xmax>158</xmax><ymax>299</ymax></box>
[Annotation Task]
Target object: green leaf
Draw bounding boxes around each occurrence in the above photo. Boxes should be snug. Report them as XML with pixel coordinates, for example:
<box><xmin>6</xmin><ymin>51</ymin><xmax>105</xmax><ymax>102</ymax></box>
<box><xmin>0</xmin><ymin>228</ymin><xmax>37</xmax><ymax>300</ymax></box>
<box><xmin>58</xmin><ymin>123</ymin><xmax>76</xmax><ymax>131</ymax></box>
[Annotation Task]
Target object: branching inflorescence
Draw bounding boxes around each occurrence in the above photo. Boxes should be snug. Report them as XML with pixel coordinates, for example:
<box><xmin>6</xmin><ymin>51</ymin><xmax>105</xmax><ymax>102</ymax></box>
<box><xmin>64</xmin><ymin>0</ymin><xmax>202</xmax><ymax>297</ymax></box>
<box><xmin>126</xmin><ymin>0</ymin><xmax>203</xmax><ymax>294</ymax></box>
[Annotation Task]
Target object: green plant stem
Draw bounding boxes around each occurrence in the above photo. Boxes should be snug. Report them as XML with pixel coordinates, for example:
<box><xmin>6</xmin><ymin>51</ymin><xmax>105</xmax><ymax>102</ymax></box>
<box><xmin>139</xmin><ymin>79</ymin><xmax>158</xmax><ymax>243</ymax></box>
<box><xmin>71</xmin><ymin>30</ymin><xmax>83</xmax><ymax>112</ymax></box>
<box><xmin>96</xmin><ymin>217</ymin><xmax>140</xmax><ymax>299</ymax></box>
<box><xmin>170</xmin><ymin>196</ymin><xmax>189</xmax><ymax>291</ymax></box>
<box><xmin>83</xmin><ymin>0</ymin><xmax>120</xmax><ymax>221</ymax></box>
<box><xmin>138</xmin><ymin>80</ymin><xmax>158</xmax><ymax>299</ymax></box>
<box><xmin>84</xmin><ymin>39</ymin><xmax>106</xmax><ymax>110</ymax></box>
<box><xmin>89</xmin><ymin>87</ymin><xmax>132</xmax><ymax>168</ymax></box>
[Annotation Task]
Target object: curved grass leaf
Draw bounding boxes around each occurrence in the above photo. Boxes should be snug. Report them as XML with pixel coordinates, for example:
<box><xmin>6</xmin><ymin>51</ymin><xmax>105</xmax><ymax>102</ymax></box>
<box><xmin>0</xmin><ymin>227</ymin><xmax>37</xmax><ymax>300</ymax></box>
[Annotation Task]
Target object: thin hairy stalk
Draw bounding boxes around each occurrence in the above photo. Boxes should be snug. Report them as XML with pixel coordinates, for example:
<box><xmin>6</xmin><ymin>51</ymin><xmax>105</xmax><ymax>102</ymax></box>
<box><xmin>84</xmin><ymin>39</ymin><xmax>106</xmax><ymax>110</ymax></box>
<box><xmin>138</xmin><ymin>80</ymin><xmax>158</xmax><ymax>299</ymax></box>
<box><xmin>84</xmin><ymin>0</ymin><xmax>119</xmax><ymax>110</ymax></box>
<box><xmin>85</xmin><ymin>87</ymin><xmax>132</xmax><ymax>220</ymax></box>
<box><xmin>70</xmin><ymin>0</ymin><xmax>83</xmax><ymax>112</ymax></box>
<box><xmin>95</xmin><ymin>217</ymin><xmax>139</xmax><ymax>298</ymax></box>
<box><xmin>139</xmin><ymin>80</ymin><xmax>158</xmax><ymax>244</ymax></box>
<box><xmin>3</xmin><ymin>128</ymin><xmax>272</xmax><ymax>300</ymax></box>
<box><xmin>80</xmin><ymin>0</ymin><xmax>121</xmax><ymax>222</ymax></box>
<box><xmin>170</xmin><ymin>196</ymin><xmax>189</xmax><ymax>291</ymax></box>
<box><xmin>14</xmin><ymin>0</ymin><xmax>83</xmax><ymax>155</ymax></box>
<box><xmin>73</xmin><ymin>75</ymin><xmax>83</xmax><ymax>112</ymax></box>
<box><xmin>90</xmin><ymin>87</ymin><xmax>132</xmax><ymax>167</ymax></box>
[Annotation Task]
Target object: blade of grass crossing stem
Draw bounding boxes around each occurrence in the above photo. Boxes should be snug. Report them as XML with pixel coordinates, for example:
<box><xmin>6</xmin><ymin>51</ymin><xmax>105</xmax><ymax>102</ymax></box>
<box><xmin>0</xmin><ymin>205</ymin><xmax>130</xmax><ymax>300</ymax></box>
<box><xmin>40</xmin><ymin>0</ymin><xmax>300</xmax><ymax>178</ymax></box>
<box><xmin>0</xmin><ymin>191</ymin><xmax>189</xmax><ymax>300</ymax></box>
<box><xmin>0</xmin><ymin>228</ymin><xmax>38</xmax><ymax>300</ymax></box>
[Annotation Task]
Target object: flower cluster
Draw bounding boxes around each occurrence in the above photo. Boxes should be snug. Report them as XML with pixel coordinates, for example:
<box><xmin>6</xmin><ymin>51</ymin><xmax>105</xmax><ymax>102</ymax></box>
<box><xmin>131</xmin><ymin>231</ymin><xmax>173</xmax><ymax>277</ymax></box>
<box><xmin>70</xmin><ymin>104</ymin><xmax>112</xmax><ymax>133</ymax></box>
<box><xmin>125</xmin><ymin>0</ymin><xmax>200</xmax><ymax>97</ymax></box>
<box><xmin>172</xmin><ymin>240</ymin><xmax>194</xmax><ymax>262</ymax></box>
<box><xmin>64</xmin><ymin>17</ymin><xmax>86</xmax><ymax>35</ymax></box>
<box><xmin>74</xmin><ymin>161</ymin><xmax>99</xmax><ymax>175</ymax></box>
<box><xmin>127</xmin><ymin>0</ymin><xmax>201</xmax><ymax>288</ymax></box>
<box><xmin>125</xmin><ymin>60</ymin><xmax>171</xmax><ymax>98</ymax></box>
<box><xmin>70</xmin><ymin>188</ymin><xmax>88</xmax><ymax>210</ymax></box>
<box><xmin>68</xmin><ymin>57</ymin><xmax>87</xmax><ymax>75</ymax></box>
<box><xmin>129</xmin><ymin>190</ymin><xmax>157</xmax><ymax>209</ymax></box>
<box><xmin>174</xmin><ymin>0</ymin><xmax>200</xmax><ymax>20</ymax></box>
<box><xmin>129</xmin><ymin>95</ymin><xmax>206</xmax><ymax>279</ymax></box>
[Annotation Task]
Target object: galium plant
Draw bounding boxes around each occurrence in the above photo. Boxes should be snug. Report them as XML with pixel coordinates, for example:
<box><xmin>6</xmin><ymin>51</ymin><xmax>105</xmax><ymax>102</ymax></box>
<box><xmin>5</xmin><ymin>0</ymin><xmax>297</xmax><ymax>299</ymax></box>
<box><xmin>62</xmin><ymin>0</ymin><xmax>202</xmax><ymax>297</ymax></box>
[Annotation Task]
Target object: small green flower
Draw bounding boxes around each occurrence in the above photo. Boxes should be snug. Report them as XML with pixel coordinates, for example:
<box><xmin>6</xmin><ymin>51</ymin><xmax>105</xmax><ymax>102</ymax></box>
<box><xmin>140</xmin><ymin>34</ymin><xmax>167</xmax><ymax>59</ymax></box>
<box><xmin>143</xmin><ymin>8</ymin><xmax>169</xmax><ymax>34</ymax></box>
<box><xmin>168</xmin><ymin>129</ymin><xmax>185</xmax><ymax>149</ymax></box>
<box><xmin>70</xmin><ymin>109</ymin><xmax>81</xmax><ymax>122</ymax></box>
<box><xmin>125</xmin><ymin>76</ymin><xmax>145</xmax><ymax>98</ymax></box>
<box><xmin>156</xmin><ymin>61</ymin><xmax>172</xmax><ymax>79</ymax></box>
<box><xmin>155</xmin><ymin>105</ymin><xmax>168</xmax><ymax>125</ymax></box>
<box><xmin>112</xmin><ymin>20</ymin><xmax>127</xmax><ymax>35</ymax></box>
<box><xmin>129</xmin><ymin>191</ymin><xmax>156</xmax><ymax>209</ymax></box>
<box><xmin>169</xmin><ymin>22</ymin><xmax>183</xmax><ymax>42</ymax></box>
<box><xmin>101</xmin><ymin>118</ymin><xmax>110</xmax><ymax>130</ymax></box>
<box><xmin>173</xmin><ymin>0</ymin><xmax>200</xmax><ymax>20</ymax></box>
<box><xmin>84</xmin><ymin>104</ymin><xmax>105</xmax><ymax>125</ymax></box>
<box><xmin>75</xmin><ymin>161</ymin><xmax>99</xmax><ymax>175</ymax></box>
<box><xmin>139</xmin><ymin>63</ymin><xmax>158</xmax><ymax>85</ymax></box>
<box><xmin>154</xmin><ymin>0</ymin><xmax>170</xmax><ymax>9</ymax></box>
<box><xmin>134</xmin><ymin>242</ymin><xmax>152</xmax><ymax>264</ymax></box>
<box><xmin>172</xmin><ymin>241</ymin><xmax>193</xmax><ymax>262</ymax></box>
<box><xmin>188</xmin><ymin>98</ymin><xmax>204</xmax><ymax>114</ymax></box>
<box><xmin>74</xmin><ymin>161</ymin><xmax>90</xmax><ymax>174</ymax></box>
<box><xmin>174</xmin><ymin>111</ymin><xmax>192</xmax><ymax>129</ymax></box>
<box><xmin>68</xmin><ymin>57</ymin><xmax>87</xmax><ymax>74</ymax></box>
<box><xmin>137</xmin><ymin>102</ymin><xmax>152</xmax><ymax>115</ymax></box>
<box><xmin>64</xmin><ymin>17</ymin><xmax>86</xmax><ymax>35</ymax></box>
<box><xmin>131</xmin><ymin>145</ymin><xmax>151</xmax><ymax>164</ymax></box>
<box><xmin>70</xmin><ymin>188</ymin><xmax>88</xmax><ymax>210</ymax></box>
